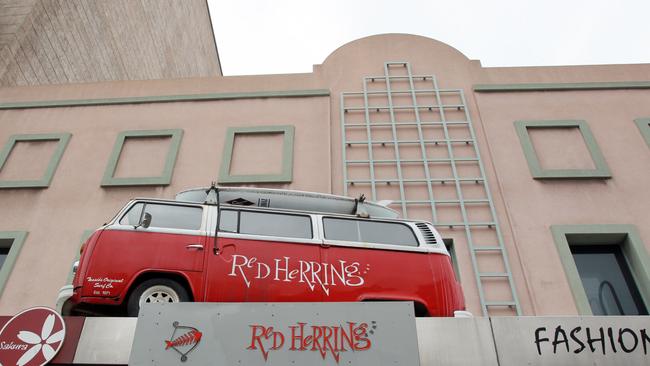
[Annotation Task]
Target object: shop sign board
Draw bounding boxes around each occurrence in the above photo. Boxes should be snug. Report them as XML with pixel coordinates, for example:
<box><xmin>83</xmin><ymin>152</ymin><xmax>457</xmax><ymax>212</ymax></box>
<box><xmin>491</xmin><ymin>316</ymin><xmax>650</xmax><ymax>366</ymax></box>
<box><xmin>0</xmin><ymin>306</ymin><xmax>66</xmax><ymax>366</ymax></box>
<box><xmin>129</xmin><ymin>302</ymin><xmax>420</xmax><ymax>366</ymax></box>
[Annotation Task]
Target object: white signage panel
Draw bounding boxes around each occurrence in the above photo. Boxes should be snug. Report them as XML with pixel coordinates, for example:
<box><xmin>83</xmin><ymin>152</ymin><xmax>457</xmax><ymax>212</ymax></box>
<box><xmin>491</xmin><ymin>316</ymin><xmax>650</xmax><ymax>366</ymax></box>
<box><xmin>129</xmin><ymin>302</ymin><xmax>420</xmax><ymax>366</ymax></box>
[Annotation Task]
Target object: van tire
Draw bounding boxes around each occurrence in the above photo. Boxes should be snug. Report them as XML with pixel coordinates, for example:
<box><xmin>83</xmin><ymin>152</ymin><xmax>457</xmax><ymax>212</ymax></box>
<box><xmin>127</xmin><ymin>278</ymin><xmax>189</xmax><ymax>317</ymax></box>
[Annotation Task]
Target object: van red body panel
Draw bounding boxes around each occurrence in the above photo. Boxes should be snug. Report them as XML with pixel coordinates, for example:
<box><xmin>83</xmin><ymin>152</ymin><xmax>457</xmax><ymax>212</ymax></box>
<box><xmin>204</xmin><ymin>237</ymin><xmax>322</xmax><ymax>303</ymax></box>
<box><xmin>64</xmin><ymin>198</ymin><xmax>466</xmax><ymax>317</ymax></box>
<box><xmin>80</xmin><ymin>229</ymin><xmax>205</xmax><ymax>299</ymax></box>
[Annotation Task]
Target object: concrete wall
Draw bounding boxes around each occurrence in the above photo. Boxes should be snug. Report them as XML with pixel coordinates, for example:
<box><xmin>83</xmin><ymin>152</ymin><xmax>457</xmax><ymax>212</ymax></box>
<box><xmin>4</xmin><ymin>315</ymin><xmax>646</xmax><ymax>365</ymax></box>
<box><xmin>0</xmin><ymin>0</ymin><xmax>221</xmax><ymax>86</ymax></box>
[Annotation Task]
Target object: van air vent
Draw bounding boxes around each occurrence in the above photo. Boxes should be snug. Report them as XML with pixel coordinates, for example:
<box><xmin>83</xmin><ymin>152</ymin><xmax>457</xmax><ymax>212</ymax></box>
<box><xmin>415</xmin><ymin>223</ymin><xmax>437</xmax><ymax>245</ymax></box>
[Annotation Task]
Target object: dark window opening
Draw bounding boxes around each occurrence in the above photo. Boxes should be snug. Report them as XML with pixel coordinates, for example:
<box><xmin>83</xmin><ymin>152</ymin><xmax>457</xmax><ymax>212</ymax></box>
<box><xmin>571</xmin><ymin>245</ymin><xmax>648</xmax><ymax>315</ymax></box>
<box><xmin>0</xmin><ymin>241</ymin><xmax>11</xmax><ymax>269</ymax></box>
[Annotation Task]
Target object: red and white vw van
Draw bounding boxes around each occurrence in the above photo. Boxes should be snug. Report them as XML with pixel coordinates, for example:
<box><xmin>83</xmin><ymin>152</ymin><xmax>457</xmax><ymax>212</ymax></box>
<box><xmin>58</xmin><ymin>187</ymin><xmax>466</xmax><ymax>317</ymax></box>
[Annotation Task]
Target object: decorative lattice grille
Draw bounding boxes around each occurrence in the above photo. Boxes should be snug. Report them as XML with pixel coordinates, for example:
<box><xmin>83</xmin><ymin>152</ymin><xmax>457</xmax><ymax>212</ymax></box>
<box><xmin>340</xmin><ymin>62</ymin><xmax>521</xmax><ymax>316</ymax></box>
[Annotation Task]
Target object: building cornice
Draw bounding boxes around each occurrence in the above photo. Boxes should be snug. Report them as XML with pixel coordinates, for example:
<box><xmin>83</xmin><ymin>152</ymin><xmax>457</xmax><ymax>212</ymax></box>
<box><xmin>0</xmin><ymin>89</ymin><xmax>330</xmax><ymax>110</ymax></box>
<box><xmin>473</xmin><ymin>81</ymin><xmax>650</xmax><ymax>92</ymax></box>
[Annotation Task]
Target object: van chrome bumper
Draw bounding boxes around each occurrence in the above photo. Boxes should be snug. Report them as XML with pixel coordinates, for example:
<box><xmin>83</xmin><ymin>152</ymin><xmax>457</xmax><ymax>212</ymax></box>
<box><xmin>56</xmin><ymin>284</ymin><xmax>74</xmax><ymax>315</ymax></box>
<box><xmin>454</xmin><ymin>310</ymin><xmax>473</xmax><ymax>318</ymax></box>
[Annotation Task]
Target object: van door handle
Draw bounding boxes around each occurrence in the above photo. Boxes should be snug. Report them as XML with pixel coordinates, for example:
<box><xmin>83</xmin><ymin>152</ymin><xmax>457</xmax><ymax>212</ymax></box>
<box><xmin>186</xmin><ymin>244</ymin><xmax>204</xmax><ymax>250</ymax></box>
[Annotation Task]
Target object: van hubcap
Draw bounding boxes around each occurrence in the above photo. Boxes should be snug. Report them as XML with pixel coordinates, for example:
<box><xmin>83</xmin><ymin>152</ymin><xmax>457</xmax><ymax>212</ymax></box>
<box><xmin>139</xmin><ymin>285</ymin><xmax>180</xmax><ymax>306</ymax></box>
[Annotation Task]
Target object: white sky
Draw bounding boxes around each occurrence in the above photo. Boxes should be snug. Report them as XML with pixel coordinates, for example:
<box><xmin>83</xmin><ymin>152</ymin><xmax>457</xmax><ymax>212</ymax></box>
<box><xmin>208</xmin><ymin>0</ymin><xmax>650</xmax><ymax>76</ymax></box>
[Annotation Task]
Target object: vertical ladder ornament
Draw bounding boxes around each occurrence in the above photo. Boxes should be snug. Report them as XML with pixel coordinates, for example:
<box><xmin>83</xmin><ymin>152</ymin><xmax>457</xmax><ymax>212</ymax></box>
<box><xmin>341</xmin><ymin>62</ymin><xmax>521</xmax><ymax>316</ymax></box>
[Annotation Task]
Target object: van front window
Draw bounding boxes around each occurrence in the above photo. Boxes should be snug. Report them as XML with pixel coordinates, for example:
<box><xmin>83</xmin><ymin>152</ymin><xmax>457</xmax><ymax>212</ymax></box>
<box><xmin>119</xmin><ymin>203</ymin><xmax>144</xmax><ymax>226</ymax></box>
<box><xmin>143</xmin><ymin>204</ymin><xmax>202</xmax><ymax>230</ymax></box>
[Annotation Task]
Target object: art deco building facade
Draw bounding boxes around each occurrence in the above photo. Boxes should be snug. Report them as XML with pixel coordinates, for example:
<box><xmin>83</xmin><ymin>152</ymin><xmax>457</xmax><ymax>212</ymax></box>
<box><xmin>0</xmin><ymin>3</ymin><xmax>649</xmax><ymax>322</ymax></box>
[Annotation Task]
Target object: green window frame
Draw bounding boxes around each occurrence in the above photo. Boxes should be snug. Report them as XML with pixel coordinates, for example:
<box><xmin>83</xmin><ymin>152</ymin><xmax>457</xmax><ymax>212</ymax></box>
<box><xmin>551</xmin><ymin>224</ymin><xmax>650</xmax><ymax>315</ymax></box>
<box><xmin>101</xmin><ymin>129</ymin><xmax>183</xmax><ymax>186</ymax></box>
<box><xmin>635</xmin><ymin>118</ymin><xmax>650</xmax><ymax>148</ymax></box>
<box><xmin>218</xmin><ymin>125</ymin><xmax>295</xmax><ymax>184</ymax></box>
<box><xmin>0</xmin><ymin>231</ymin><xmax>28</xmax><ymax>296</ymax></box>
<box><xmin>0</xmin><ymin>133</ymin><xmax>71</xmax><ymax>188</ymax></box>
<box><xmin>514</xmin><ymin>120</ymin><xmax>611</xmax><ymax>179</ymax></box>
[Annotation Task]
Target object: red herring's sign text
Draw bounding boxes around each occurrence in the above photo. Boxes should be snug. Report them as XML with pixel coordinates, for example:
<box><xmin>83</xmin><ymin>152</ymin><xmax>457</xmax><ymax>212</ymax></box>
<box><xmin>247</xmin><ymin>321</ymin><xmax>373</xmax><ymax>363</ymax></box>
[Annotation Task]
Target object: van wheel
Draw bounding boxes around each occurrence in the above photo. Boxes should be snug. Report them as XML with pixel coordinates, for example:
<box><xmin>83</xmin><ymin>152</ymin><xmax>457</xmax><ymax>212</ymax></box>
<box><xmin>127</xmin><ymin>278</ymin><xmax>189</xmax><ymax>317</ymax></box>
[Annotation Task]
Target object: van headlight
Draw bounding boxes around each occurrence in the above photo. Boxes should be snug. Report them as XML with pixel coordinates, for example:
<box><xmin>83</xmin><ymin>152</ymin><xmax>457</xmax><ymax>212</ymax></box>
<box><xmin>72</xmin><ymin>261</ymin><xmax>79</xmax><ymax>274</ymax></box>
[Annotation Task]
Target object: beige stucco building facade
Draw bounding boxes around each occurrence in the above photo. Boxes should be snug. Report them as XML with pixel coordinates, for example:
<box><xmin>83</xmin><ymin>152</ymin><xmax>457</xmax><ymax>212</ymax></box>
<box><xmin>0</xmin><ymin>31</ymin><xmax>649</xmax><ymax>319</ymax></box>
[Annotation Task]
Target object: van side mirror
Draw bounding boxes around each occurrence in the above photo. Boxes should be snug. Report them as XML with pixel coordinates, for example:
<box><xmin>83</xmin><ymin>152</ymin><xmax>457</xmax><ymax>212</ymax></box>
<box><xmin>141</xmin><ymin>212</ymin><xmax>152</xmax><ymax>229</ymax></box>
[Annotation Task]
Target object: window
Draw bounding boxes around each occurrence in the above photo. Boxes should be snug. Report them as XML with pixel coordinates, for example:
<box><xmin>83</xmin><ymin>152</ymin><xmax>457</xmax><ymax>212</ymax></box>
<box><xmin>119</xmin><ymin>203</ymin><xmax>202</xmax><ymax>230</ymax></box>
<box><xmin>0</xmin><ymin>231</ymin><xmax>28</xmax><ymax>296</ymax></box>
<box><xmin>323</xmin><ymin>218</ymin><xmax>418</xmax><ymax>247</ymax></box>
<box><xmin>218</xmin><ymin>210</ymin><xmax>312</xmax><ymax>239</ymax></box>
<box><xmin>218</xmin><ymin>210</ymin><xmax>238</xmax><ymax>232</ymax></box>
<box><xmin>240</xmin><ymin>211</ymin><xmax>311</xmax><ymax>239</ymax></box>
<box><xmin>120</xmin><ymin>203</ymin><xmax>144</xmax><ymax>225</ymax></box>
<box><xmin>144</xmin><ymin>204</ymin><xmax>202</xmax><ymax>230</ymax></box>
<box><xmin>0</xmin><ymin>246</ymin><xmax>9</xmax><ymax>269</ymax></box>
<box><xmin>571</xmin><ymin>245</ymin><xmax>647</xmax><ymax>315</ymax></box>
<box><xmin>551</xmin><ymin>224</ymin><xmax>650</xmax><ymax>315</ymax></box>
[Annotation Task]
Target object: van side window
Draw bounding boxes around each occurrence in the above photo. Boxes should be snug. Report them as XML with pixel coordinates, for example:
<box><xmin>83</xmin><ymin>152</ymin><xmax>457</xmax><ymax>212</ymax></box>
<box><xmin>218</xmin><ymin>210</ymin><xmax>238</xmax><ymax>232</ymax></box>
<box><xmin>323</xmin><ymin>218</ymin><xmax>419</xmax><ymax>247</ymax></box>
<box><xmin>239</xmin><ymin>211</ymin><xmax>312</xmax><ymax>239</ymax></box>
<box><xmin>119</xmin><ymin>203</ymin><xmax>144</xmax><ymax>226</ymax></box>
<box><xmin>142</xmin><ymin>203</ymin><xmax>202</xmax><ymax>230</ymax></box>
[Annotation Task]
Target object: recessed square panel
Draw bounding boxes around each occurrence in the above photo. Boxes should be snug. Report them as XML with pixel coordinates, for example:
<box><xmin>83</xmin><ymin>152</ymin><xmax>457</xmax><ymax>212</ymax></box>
<box><xmin>230</xmin><ymin>132</ymin><xmax>284</xmax><ymax>176</ymax></box>
<box><xmin>101</xmin><ymin>129</ymin><xmax>183</xmax><ymax>186</ymax></box>
<box><xmin>219</xmin><ymin>125</ymin><xmax>294</xmax><ymax>184</ymax></box>
<box><xmin>0</xmin><ymin>133</ymin><xmax>71</xmax><ymax>188</ymax></box>
<box><xmin>0</xmin><ymin>140</ymin><xmax>58</xmax><ymax>180</ymax></box>
<box><xmin>113</xmin><ymin>136</ymin><xmax>173</xmax><ymax>178</ymax></box>
<box><xmin>528</xmin><ymin>127</ymin><xmax>595</xmax><ymax>170</ymax></box>
<box><xmin>514</xmin><ymin>120</ymin><xmax>611</xmax><ymax>179</ymax></box>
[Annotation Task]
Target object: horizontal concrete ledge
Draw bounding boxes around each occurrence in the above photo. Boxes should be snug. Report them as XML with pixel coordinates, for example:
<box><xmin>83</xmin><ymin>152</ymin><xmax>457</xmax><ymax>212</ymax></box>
<box><xmin>48</xmin><ymin>316</ymin><xmax>650</xmax><ymax>365</ymax></box>
<box><xmin>473</xmin><ymin>81</ymin><xmax>650</xmax><ymax>92</ymax></box>
<box><xmin>0</xmin><ymin>89</ymin><xmax>331</xmax><ymax>110</ymax></box>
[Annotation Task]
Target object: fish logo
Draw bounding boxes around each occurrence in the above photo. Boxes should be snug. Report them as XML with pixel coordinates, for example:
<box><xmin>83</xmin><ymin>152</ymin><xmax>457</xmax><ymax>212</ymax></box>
<box><xmin>164</xmin><ymin>321</ymin><xmax>202</xmax><ymax>362</ymax></box>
